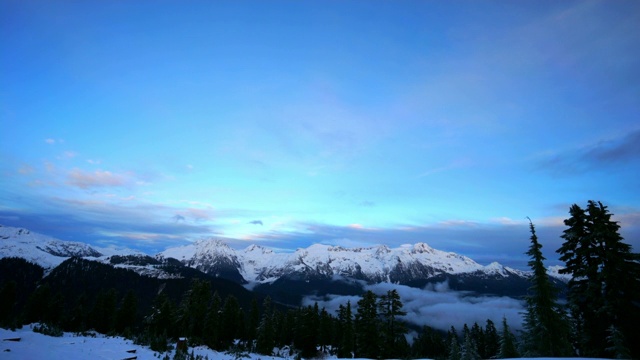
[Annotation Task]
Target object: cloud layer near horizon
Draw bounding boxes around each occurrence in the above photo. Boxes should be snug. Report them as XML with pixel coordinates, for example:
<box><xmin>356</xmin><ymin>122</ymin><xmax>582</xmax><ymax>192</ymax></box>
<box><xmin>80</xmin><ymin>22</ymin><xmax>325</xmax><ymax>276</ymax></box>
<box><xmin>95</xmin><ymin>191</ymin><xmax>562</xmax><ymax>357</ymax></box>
<box><xmin>302</xmin><ymin>281</ymin><xmax>525</xmax><ymax>333</ymax></box>
<box><xmin>1</xmin><ymin>1</ymin><xmax>639</xmax><ymax>268</ymax></box>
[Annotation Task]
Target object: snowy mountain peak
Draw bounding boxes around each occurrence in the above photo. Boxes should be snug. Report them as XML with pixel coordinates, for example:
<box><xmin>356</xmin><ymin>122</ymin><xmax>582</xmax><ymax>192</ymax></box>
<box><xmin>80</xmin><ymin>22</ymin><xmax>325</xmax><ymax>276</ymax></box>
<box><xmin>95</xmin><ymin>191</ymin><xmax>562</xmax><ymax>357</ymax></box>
<box><xmin>244</xmin><ymin>244</ymin><xmax>273</xmax><ymax>254</ymax></box>
<box><xmin>159</xmin><ymin>239</ymin><xmax>515</xmax><ymax>284</ymax></box>
<box><xmin>1</xmin><ymin>225</ymin><xmax>572</xmax><ymax>287</ymax></box>
<box><xmin>376</xmin><ymin>244</ymin><xmax>391</xmax><ymax>255</ymax></box>
<box><xmin>547</xmin><ymin>264</ymin><xmax>571</xmax><ymax>281</ymax></box>
<box><xmin>0</xmin><ymin>224</ymin><xmax>103</xmax><ymax>269</ymax></box>
<box><xmin>159</xmin><ymin>238</ymin><xmax>245</xmax><ymax>282</ymax></box>
<box><xmin>411</xmin><ymin>242</ymin><xmax>435</xmax><ymax>254</ymax></box>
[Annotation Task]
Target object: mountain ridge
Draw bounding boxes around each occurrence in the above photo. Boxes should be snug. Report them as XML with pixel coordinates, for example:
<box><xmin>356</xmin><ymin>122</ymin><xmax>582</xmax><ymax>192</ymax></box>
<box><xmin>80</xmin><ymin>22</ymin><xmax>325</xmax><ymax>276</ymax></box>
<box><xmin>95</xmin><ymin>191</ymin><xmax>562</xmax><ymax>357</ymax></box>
<box><xmin>1</xmin><ymin>224</ymin><xmax>567</xmax><ymax>285</ymax></box>
<box><xmin>158</xmin><ymin>237</ymin><xmax>537</xmax><ymax>286</ymax></box>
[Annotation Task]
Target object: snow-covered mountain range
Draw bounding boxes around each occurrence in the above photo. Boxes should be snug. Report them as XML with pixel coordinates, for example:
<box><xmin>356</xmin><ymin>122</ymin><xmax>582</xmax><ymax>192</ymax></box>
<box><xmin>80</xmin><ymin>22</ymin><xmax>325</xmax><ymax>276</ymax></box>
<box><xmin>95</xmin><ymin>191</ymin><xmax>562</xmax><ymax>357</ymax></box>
<box><xmin>0</xmin><ymin>225</ymin><xmax>103</xmax><ymax>269</ymax></box>
<box><xmin>1</xmin><ymin>224</ymin><xmax>568</xmax><ymax>289</ymax></box>
<box><xmin>158</xmin><ymin>239</ymin><xmax>532</xmax><ymax>284</ymax></box>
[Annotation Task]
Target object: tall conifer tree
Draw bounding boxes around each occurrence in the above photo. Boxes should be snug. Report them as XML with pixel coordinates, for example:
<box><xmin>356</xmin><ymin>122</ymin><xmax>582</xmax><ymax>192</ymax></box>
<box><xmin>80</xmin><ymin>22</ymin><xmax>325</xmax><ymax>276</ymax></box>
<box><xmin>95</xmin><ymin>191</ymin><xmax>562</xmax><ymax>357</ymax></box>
<box><xmin>522</xmin><ymin>219</ymin><xmax>572</xmax><ymax>356</ymax></box>
<box><xmin>497</xmin><ymin>317</ymin><xmax>518</xmax><ymax>359</ymax></box>
<box><xmin>557</xmin><ymin>201</ymin><xmax>640</xmax><ymax>357</ymax></box>
<box><xmin>354</xmin><ymin>290</ymin><xmax>379</xmax><ymax>358</ymax></box>
<box><xmin>337</xmin><ymin>301</ymin><xmax>354</xmax><ymax>358</ymax></box>
<box><xmin>378</xmin><ymin>289</ymin><xmax>407</xmax><ymax>358</ymax></box>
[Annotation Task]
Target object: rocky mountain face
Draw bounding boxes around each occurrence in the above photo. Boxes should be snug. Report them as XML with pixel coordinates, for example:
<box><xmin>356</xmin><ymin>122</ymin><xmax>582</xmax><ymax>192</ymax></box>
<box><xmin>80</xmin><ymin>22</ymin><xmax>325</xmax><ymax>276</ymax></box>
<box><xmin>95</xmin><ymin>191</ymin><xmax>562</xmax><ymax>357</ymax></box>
<box><xmin>159</xmin><ymin>239</ymin><xmax>533</xmax><ymax>285</ymax></box>
<box><xmin>0</xmin><ymin>225</ymin><xmax>568</xmax><ymax>304</ymax></box>
<box><xmin>0</xmin><ymin>225</ymin><xmax>103</xmax><ymax>269</ymax></box>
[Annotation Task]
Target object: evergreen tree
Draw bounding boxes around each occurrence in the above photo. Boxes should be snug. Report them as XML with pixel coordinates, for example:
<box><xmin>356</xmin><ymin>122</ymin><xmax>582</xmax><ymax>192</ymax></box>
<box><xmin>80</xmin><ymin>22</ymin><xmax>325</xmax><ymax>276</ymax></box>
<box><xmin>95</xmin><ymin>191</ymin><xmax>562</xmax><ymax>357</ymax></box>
<box><xmin>606</xmin><ymin>325</ymin><xmax>631</xmax><ymax>359</ymax></box>
<box><xmin>522</xmin><ymin>219</ymin><xmax>572</xmax><ymax>357</ymax></box>
<box><xmin>318</xmin><ymin>307</ymin><xmax>332</xmax><ymax>353</ymax></box>
<box><xmin>67</xmin><ymin>292</ymin><xmax>89</xmax><ymax>332</ymax></box>
<box><xmin>89</xmin><ymin>288</ymin><xmax>117</xmax><ymax>333</ymax></box>
<box><xmin>336</xmin><ymin>301</ymin><xmax>354</xmax><ymax>358</ymax></box>
<box><xmin>460</xmin><ymin>330</ymin><xmax>480</xmax><ymax>360</ymax></box>
<box><xmin>219</xmin><ymin>295</ymin><xmax>241</xmax><ymax>348</ymax></box>
<box><xmin>235</xmin><ymin>304</ymin><xmax>247</xmax><ymax>342</ymax></box>
<box><xmin>412</xmin><ymin>325</ymin><xmax>447</xmax><ymax>360</ymax></box>
<box><xmin>145</xmin><ymin>292</ymin><xmax>176</xmax><ymax>351</ymax></box>
<box><xmin>204</xmin><ymin>291</ymin><xmax>222</xmax><ymax>350</ymax></box>
<box><xmin>247</xmin><ymin>298</ymin><xmax>260</xmax><ymax>346</ymax></box>
<box><xmin>484</xmin><ymin>319</ymin><xmax>500</xmax><ymax>359</ymax></box>
<box><xmin>557</xmin><ymin>201</ymin><xmax>640</xmax><ymax>357</ymax></box>
<box><xmin>497</xmin><ymin>316</ymin><xmax>519</xmax><ymax>359</ymax></box>
<box><xmin>115</xmin><ymin>290</ymin><xmax>138</xmax><ymax>334</ymax></box>
<box><xmin>255</xmin><ymin>296</ymin><xmax>275</xmax><ymax>355</ymax></box>
<box><xmin>177</xmin><ymin>279</ymin><xmax>211</xmax><ymax>342</ymax></box>
<box><xmin>448</xmin><ymin>333</ymin><xmax>461</xmax><ymax>360</ymax></box>
<box><xmin>0</xmin><ymin>280</ymin><xmax>17</xmax><ymax>328</ymax></box>
<box><xmin>354</xmin><ymin>290</ymin><xmax>379</xmax><ymax>358</ymax></box>
<box><xmin>378</xmin><ymin>289</ymin><xmax>408</xmax><ymax>358</ymax></box>
<box><xmin>25</xmin><ymin>283</ymin><xmax>52</xmax><ymax>324</ymax></box>
<box><xmin>470</xmin><ymin>322</ymin><xmax>485</xmax><ymax>359</ymax></box>
<box><xmin>278</xmin><ymin>309</ymin><xmax>296</xmax><ymax>348</ymax></box>
<box><xmin>294</xmin><ymin>304</ymin><xmax>320</xmax><ymax>358</ymax></box>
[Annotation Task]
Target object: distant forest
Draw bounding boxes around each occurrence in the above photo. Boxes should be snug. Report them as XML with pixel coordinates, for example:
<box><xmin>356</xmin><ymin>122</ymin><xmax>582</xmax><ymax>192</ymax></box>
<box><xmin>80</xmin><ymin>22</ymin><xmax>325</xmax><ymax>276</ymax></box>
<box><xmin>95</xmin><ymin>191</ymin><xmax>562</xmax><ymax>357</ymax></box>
<box><xmin>1</xmin><ymin>201</ymin><xmax>638</xmax><ymax>359</ymax></box>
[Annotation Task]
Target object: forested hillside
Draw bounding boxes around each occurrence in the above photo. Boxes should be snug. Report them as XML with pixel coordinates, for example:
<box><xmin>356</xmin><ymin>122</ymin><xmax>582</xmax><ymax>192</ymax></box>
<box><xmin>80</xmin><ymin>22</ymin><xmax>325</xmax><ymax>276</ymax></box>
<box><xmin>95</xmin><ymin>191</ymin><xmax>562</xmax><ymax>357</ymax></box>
<box><xmin>1</xmin><ymin>201</ymin><xmax>638</xmax><ymax>359</ymax></box>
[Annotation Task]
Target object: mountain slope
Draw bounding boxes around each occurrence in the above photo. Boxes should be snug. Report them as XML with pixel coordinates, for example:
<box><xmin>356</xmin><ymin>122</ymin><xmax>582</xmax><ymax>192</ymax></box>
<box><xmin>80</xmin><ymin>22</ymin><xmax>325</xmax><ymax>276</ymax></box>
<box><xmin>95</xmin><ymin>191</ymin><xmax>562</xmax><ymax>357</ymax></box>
<box><xmin>1</xmin><ymin>224</ymin><xmax>568</xmax><ymax>303</ymax></box>
<box><xmin>160</xmin><ymin>240</ymin><xmax>531</xmax><ymax>285</ymax></box>
<box><xmin>0</xmin><ymin>225</ymin><xmax>103</xmax><ymax>269</ymax></box>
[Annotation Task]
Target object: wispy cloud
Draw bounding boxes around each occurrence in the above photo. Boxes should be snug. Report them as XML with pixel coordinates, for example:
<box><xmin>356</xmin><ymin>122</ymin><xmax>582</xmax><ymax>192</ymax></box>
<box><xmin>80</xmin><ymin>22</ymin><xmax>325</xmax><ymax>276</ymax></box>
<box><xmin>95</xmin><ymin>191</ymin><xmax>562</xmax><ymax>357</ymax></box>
<box><xmin>60</xmin><ymin>151</ymin><xmax>78</xmax><ymax>159</ymax></box>
<box><xmin>67</xmin><ymin>169</ymin><xmax>131</xmax><ymax>189</ymax></box>
<box><xmin>538</xmin><ymin>129</ymin><xmax>640</xmax><ymax>175</ymax></box>
<box><xmin>18</xmin><ymin>165</ymin><xmax>35</xmax><ymax>175</ymax></box>
<box><xmin>0</xmin><ymin>195</ymin><xmax>217</xmax><ymax>253</ymax></box>
<box><xmin>172</xmin><ymin>208</ymin><xmax>214</xmax><ymax>222</ymax></box>
<box><xmin>417</xmin><ymin>159</ymin><xmax>470</xmax><ymax>178</ymax></box>
<box><xmin>249</xmin><ymin>220</ymin><xmax>263</xmax><ymax>226</ymax></box>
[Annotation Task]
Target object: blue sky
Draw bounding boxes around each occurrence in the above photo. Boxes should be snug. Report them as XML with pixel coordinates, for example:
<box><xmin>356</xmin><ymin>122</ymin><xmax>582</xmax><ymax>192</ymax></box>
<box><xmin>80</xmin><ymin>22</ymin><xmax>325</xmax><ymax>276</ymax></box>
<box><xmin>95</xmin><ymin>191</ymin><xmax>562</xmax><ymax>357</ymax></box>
<box><xmin>2</xmin><ymin>0</ymin><xmax>639</xmax><ymax>269</ymax></box>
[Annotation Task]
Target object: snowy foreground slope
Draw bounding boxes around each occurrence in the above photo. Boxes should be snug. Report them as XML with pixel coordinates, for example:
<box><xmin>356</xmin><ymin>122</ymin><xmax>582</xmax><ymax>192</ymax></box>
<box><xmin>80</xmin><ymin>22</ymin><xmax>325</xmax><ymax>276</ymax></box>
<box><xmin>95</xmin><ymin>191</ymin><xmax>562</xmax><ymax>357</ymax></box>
<box><xmin>0</xmin><ymin>325</ymin><xmax>285</xmax><ymax>360</ymax></box>
<box><xmin>0</xmin><ymin>326</ymin><xmax>608</xmax><ymax>360</ymax></box>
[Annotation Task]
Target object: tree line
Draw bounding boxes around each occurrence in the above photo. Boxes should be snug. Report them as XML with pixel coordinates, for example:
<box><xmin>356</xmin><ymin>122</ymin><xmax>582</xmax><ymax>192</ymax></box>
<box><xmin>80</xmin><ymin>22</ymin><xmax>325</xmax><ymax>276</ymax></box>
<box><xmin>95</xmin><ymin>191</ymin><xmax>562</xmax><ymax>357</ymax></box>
<box><xmin>1</xmin><ymin>200</ymin><xmax>638</xmax><ymax>358</ymax></box>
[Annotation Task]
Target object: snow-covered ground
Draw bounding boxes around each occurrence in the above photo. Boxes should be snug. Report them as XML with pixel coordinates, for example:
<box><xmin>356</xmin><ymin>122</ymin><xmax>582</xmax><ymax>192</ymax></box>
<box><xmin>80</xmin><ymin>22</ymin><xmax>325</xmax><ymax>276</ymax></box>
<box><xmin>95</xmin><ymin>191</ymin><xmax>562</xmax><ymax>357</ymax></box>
<box><xmin>0</xmin><ymin>325</ymin><xmax>610</xmax><ymax>360</ymax></box>
<box><xmin>0</xmin><ymin>325</ymin><xmax>286</xmax><ymax>360</ymax></box>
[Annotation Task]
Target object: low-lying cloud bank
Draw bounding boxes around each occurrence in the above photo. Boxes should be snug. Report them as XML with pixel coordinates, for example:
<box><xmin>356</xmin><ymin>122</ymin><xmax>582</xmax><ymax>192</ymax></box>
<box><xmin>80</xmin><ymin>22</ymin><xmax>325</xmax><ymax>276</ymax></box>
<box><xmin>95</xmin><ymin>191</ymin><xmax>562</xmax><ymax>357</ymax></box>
<box><xmin>303</xmin><ymin>281</ymin><xmax>524</xmax><ymax>333</ymax></box>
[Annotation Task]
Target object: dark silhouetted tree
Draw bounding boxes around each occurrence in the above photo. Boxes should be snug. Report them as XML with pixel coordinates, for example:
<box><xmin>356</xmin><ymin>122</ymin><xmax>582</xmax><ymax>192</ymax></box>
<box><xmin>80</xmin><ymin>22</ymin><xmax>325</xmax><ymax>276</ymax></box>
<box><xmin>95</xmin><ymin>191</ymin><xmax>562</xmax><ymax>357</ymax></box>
<box><xmin>354</xmin><ymin>290</ymin><xmax>379</xmax><ymax>358</ymax></box>
<box><xmin>255</xmin><ymin>296</ymin><xmax>275</xmax><ymax>355</ymax></box>
<box><xmin>89</xmin><ymin>288</ymin><xmax>117</xmax><ymax>334</ymax></box>
<box><xmin>378</xmin><ymin>289</ymin><xmax>408</xmax><ymax>358</ymax></box>
<box><xmin>0</xmin><ymin>280</ymin><xmax>17</xmax><ymax>328</ymax></box>
<box><xmin>336</xmin><ymin>301</ymin><xmax>354</xmax><ymax>358</ymax></box>
<box><xmin>204</xmin><ymin>291</ymin><xmax>222</xmax><ymax>350</ymax></box>
<box><xmin>557</xmin><ymin>201</ymin><xmax>640</xmax><ymax>357</ymax></box>
<box><xmin>484</xmin><ymin>319</ymin><xmax>500</xmax><ymax>359</ymax></box>
<box><xmin>177</xmin><ymin>279</ymin><xmax>211</xmax><ymax>342</ymax></box>
<box><xmin>219</xmin><ymin>295</ymin><xmax>241</xmax><ymax>348</ymax></box>
<box><xmin>497</xmin><ymin>316</ymin><xmax>519</xmax><ymax>359</ymax></box>
<box><xmin>412</xmin><ymin>325</ymin><xmax>447</xmax><ymax>360</ymax></box>
<box><xmin>247</xmin><ymin>298</ymin><xmax>259</xmax><ymax>346</ymax></box>
<box><xmin>318</xmin><ymin>307</ymin><xmax>332</xmax><ymax>352</ymax></box>
<box><xmin>115</xmin><ymin>290</ymin><xmax>138</xmax><ymax>334</ymax></box>
<box><xmin>448</xmin><ymin>328</ymin><xmax>461</xmax><ymax>360</ymax></box>
<box><xmin>522</xmin><ymin>219</ymin><xmax>572</xmax><ymax>357</ymax></box>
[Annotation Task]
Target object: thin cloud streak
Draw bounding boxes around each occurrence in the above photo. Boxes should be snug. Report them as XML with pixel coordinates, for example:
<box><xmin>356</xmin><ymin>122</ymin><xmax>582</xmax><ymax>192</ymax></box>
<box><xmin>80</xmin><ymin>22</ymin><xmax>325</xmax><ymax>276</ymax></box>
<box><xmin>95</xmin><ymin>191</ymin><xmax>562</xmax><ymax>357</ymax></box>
<box><xmin>537</xmin><ymin>129</ymin><xmax>640</xmax><ymax>175</ymax></box>
<box><xmin>67</xmin><ymin>169</ymin><xmax>131</xmax><ymax>189</ymax></box>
